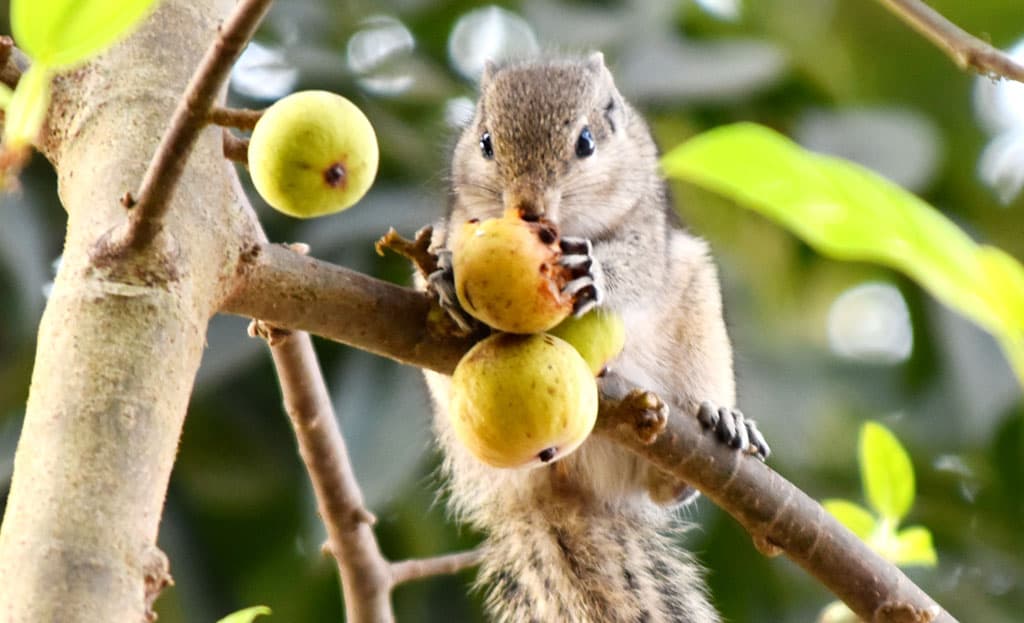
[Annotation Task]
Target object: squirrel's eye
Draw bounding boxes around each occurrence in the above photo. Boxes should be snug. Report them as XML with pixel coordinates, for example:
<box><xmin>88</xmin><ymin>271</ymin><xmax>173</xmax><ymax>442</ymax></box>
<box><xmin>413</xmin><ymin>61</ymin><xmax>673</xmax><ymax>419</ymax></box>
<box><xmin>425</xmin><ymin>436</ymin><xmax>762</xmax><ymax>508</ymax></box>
<box><xmin>480</xmin><ymin>132</ymin><xmax>494</xmax><ymax>159</ymax></box>
<box><xmin>575</xmin><ymin>126</ymin><xmax>595</xmax><ymax>158</ymax></box>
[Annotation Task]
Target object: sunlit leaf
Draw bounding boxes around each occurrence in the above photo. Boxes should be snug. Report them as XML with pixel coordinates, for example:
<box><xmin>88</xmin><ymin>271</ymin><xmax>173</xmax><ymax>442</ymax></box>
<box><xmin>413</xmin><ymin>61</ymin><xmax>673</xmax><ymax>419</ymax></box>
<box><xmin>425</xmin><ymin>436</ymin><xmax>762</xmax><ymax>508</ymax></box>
<box><xmin>822</xmin><ymin>499</ymin><xmax>876</xmax><ymax>540</ymax></box>
<box><xmin>216</xmin><ymin>605</ymin><xmax>272</xmax><ymax>623</ymax></box>
<box><xmin>661</xmin><ymin>122</ymin><xmax>1024</xmax><ymax>387</ymax></box>
<box><xmin>3</xmin><ymin>65</ymin><xmax>51</xmax><ymax>150</ymax></box>
<box><xmin>858</xmin><ymin>422</ymin><xmax>914</xmax><ymax>522</ymax></box>
<box><xmin>891</xmin><ymin>525</ymin><xmax>938</xmax><ymax>567</ymax></box>
<box><xmin>0</xmin><ymin>83</ymin><xmax>12</xmax><ymax>109</ymax></box>
<box><xmin>819</xmin><ymin>600</ymin><xmax>860</xmax><ymax>623</ymax></box>
<box><xmin>11</xmin><ymin>0</ymin><xmax>159</xmax><ymax>69</ymax></box>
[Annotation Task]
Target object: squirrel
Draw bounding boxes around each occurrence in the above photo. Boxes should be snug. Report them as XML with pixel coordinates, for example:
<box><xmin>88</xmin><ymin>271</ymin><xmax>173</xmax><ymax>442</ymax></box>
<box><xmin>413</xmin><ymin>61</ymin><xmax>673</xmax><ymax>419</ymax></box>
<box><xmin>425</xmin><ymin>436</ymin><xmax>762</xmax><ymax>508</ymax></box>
<box><xmin>420</xmin><ymin>53</ymin><xmax>769</xmax><ymax>623</ymax></box>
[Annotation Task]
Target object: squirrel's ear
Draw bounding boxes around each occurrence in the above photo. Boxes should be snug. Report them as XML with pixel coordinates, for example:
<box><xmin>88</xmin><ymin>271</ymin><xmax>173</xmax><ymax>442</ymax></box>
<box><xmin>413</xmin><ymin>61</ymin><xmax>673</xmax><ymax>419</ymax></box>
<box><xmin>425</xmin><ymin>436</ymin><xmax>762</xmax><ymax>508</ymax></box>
<box><xmin>479</xmin><ymin>59</ymin><xmax>498</xmax><ymax>86</ymax></box>
<box><xmin>585</xmin><ymin>51</ymin><xmax>606</xmax><ymax>72</ymax></box>
<box><xmin>585</xmin><ymin>51</ymin><xmax>616</xmax><ymax>87</ymax></box>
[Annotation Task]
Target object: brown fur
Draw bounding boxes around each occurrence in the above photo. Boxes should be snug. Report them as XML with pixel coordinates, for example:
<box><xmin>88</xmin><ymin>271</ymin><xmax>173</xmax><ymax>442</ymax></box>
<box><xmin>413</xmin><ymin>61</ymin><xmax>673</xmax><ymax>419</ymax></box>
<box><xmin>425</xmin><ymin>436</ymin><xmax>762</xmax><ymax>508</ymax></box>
<box><xmin>425</xmin><ymin>54</ymin><xmax>733</xmax><ymax>622</ymax></box>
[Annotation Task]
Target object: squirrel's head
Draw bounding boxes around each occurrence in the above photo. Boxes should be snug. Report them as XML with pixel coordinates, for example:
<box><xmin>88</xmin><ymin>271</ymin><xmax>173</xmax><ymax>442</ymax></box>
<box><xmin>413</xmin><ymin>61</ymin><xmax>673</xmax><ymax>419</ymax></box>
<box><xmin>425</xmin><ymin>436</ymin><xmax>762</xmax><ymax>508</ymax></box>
<box><xmin>451</xmin><ymin>53</ymin><xmax>659</xmax><ymax>236</ymax></box>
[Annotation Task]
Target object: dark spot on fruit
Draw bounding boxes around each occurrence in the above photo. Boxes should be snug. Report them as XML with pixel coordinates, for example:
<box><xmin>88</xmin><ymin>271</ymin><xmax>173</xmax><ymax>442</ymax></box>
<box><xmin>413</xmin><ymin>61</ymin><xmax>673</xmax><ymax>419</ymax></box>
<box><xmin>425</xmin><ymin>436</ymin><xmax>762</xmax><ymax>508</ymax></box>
<box><xmin>468</xmin><ymin>218</ymin><xmax>480</xmax><ymax>224</ymax></box>
<box><xmin>324</xmin><ymin>163</ymin><xmax>347</xmax><ymax>188</ymax></box>
<box><xmin>538</xmin><ymin>227</ymin><xmax>557</xmax><ymax>244</ymax></box>
<box><xmin>462</xmin><ymin>285</ymin><xmax>476</xmax><ymax>310</ymax></box>
<box><xmin>538</xmin><ymin>447</ymin><xmax>557</xmax><ymax>462</ymax></box>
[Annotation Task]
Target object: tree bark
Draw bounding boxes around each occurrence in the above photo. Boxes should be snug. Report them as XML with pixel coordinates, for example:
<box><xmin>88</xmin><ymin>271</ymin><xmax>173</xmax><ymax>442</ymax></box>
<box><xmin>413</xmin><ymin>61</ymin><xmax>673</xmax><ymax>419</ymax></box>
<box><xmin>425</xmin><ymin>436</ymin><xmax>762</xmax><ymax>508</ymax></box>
<box><xmin>0</xmin><ymin>1</ymin><xmax>258</xmax><ymax>620</ymax></box>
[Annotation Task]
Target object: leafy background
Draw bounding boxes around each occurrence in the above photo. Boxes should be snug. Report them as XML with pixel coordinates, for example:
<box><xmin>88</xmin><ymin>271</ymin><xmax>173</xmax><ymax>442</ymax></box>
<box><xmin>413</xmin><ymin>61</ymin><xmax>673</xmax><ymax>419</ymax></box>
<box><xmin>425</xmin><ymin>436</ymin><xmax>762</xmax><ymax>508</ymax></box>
<box><xmin>1</xmin><ymin>0</ymin><xmax>1023</xmax><ymax>621</ymax></box>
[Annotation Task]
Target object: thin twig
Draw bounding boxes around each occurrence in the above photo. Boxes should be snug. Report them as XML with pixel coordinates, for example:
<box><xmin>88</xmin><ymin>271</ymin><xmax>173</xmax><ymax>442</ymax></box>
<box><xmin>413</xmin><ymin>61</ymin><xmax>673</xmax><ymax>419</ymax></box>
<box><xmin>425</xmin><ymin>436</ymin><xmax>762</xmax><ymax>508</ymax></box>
<box><xmin>209</xmin><ymin>105</ymin><xmax>263</xmax><ymax>131</ymax></box>
<box><xmin>223</xmin><ymin>130</ymin><xmax>249</xmax><ymax>164</ymax></box>
<box><xmin>876</xmin><ymin>0</ymin><xmax>1024</xmax><ymax>82</ymax></box>
<box><xmin>375</xmin><ymin>226</ymin><xmax>439</xmax><ymax>278</ymax></box>
<box><xmin>263</xmin><ymin>328</ymin><xmax>395</xmax><ymax>623</ymax></box>
<box><xmin>221</xmin><ymin>243</ymin><xmax>957</xmax><ymax>622</ymax></box>
<box><xmin>113</xmin><ymin>0</ymin><xmax>273</xmax><ymax>253</ymax></box>
<box><xmin>390</xmin><ymin>549</ymin><xmax>483</xmax><ymax>588</ymax></box>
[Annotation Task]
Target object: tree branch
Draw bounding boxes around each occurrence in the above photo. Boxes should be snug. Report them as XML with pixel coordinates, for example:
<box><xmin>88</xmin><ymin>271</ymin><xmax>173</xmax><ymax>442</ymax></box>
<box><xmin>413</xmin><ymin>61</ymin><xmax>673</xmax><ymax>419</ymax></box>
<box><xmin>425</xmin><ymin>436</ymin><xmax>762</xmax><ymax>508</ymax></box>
<box><xmin>390</xmin><ymin>550</ymin><xmax>483</xmax><ymax>588</ymax></box>
<box><xmin>221</xmin><ymin>241</ymin><xmax>957</xmax><ymax>623</ymax></box>
<box><xmin>875</xmin><ymin>0</ymin><xmax>1024</xmax><ymax>82</ymax></box>
<box><xmin>209</xmin><ymin>105</ymin><xmax>263</xmax><ymax>130</ymax></box>
<box><xmin>109</xmin><ymin>0</ymin><xmax>273</xmax><ymax>254</ymax></box>
<box><xmin>597</xmin><ymin>395</ymin><xmax>954</xmax><ymax>623</ymax></box>
<box><xmin>262</xmin><ymin>327</ymin><xmax>396</xmax><ymax>623</ymax></box>
<box><xmin>222</xmin><ymin>130</ymin><xmax>249</xmax><ymax>164</ymax></box>
<box><xmin>223</xmin><ymin>242</ymin><xmax>476</xmax><ymax>374</ymax></box>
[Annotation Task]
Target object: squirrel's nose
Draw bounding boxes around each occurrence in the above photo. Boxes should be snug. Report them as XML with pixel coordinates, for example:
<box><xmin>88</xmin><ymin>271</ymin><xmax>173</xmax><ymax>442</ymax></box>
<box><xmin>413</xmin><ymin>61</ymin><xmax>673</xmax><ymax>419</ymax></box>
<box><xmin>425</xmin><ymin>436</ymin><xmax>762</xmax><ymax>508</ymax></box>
<box><xmin>510</xmin><ymin>198</ymin><xmax>544</xmax><ymax>221</ymax></box>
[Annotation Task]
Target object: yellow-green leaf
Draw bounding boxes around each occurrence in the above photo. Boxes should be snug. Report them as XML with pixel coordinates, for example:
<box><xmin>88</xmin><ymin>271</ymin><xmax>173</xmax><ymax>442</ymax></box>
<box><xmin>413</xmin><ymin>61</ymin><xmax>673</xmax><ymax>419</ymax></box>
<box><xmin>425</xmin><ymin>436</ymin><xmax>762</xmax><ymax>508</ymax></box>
<box><xmin>3</xmin><ymin>65</ymin><xmax>52</xmax><ymax>150</ymax></box>
<box><xmin>859</xmin><ymin>422</ymin><xmax>914</xmax><ymax>522</ymax></box>
<box><xmin>12</xmin><ymin>0</ymin><xmax>159</xmax><ymax>69</ymax></box>
<box><xmin>661</xmin><ymin>122</ymin><xmax>1024</xmax><ymax>387</ymax></box>
<box><xmin>892</xmin><ymin>525</ymin><xmax>938</xmax><ymax>567</ymax></box>
<box><xmin>216</xmin><ymin>605</ymin><xmax>272</xmax><ymax>623</ymax></box>
<box><xmin>0</xmin><ymin>83</ymin><xmax>12</xmax><ymax>109</ymax></box>
<box><xmin>822</xmin><ymin>498</ymin><xmax>876</xmax><ymax>540</ymax></box>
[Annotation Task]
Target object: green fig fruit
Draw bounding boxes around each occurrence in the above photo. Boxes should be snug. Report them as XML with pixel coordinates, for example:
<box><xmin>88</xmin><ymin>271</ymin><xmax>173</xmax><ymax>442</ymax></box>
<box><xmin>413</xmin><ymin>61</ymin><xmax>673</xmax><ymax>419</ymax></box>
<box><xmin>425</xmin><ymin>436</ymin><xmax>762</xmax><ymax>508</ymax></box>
<box><xmin>449</xmin><ymin>333</ymin><xmax>598</xmax><ymax>469</ymax></box>
<box><xmin>452</xmin><ymin>213</ymin><xmax>572</xmax><ymax>334</ymax></box>
<box><xmin>248</xmin><ymin>90</ymin><xmax>378</xmax><ymax>218</ymax></box>
<box><xmin>549</xmin><ymin>309</ymin><xmax>626</xmax><ymax>375</ymax></box>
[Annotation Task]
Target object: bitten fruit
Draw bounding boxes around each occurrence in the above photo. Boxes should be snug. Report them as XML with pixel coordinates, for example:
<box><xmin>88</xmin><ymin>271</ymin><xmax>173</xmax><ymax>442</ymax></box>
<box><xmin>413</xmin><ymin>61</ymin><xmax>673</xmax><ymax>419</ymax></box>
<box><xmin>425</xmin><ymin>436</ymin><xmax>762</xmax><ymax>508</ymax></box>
<box><xmin>451</xmin><ymin>213</ymin><xmax>572</xmax><ymax>333</ymax></box>
<box><xmin>449</xmin><ymin>333</ymin><xmax>598</xmax><ymax>469</ymax></box>
<box><xmin>248</xmin><ymin>90</ymin><xmax>378</xmax><ymax>218</ymax></box>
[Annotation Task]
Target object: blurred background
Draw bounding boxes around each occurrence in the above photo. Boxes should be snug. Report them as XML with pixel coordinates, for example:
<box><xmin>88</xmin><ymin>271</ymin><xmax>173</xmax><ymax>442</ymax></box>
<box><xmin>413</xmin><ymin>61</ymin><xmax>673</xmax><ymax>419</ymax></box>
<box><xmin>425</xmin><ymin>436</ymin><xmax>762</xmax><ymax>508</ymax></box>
<box><xmin>2</xmin><ymin>0</ymin><xmax>1023</xmax><ymax>621</ymax></box>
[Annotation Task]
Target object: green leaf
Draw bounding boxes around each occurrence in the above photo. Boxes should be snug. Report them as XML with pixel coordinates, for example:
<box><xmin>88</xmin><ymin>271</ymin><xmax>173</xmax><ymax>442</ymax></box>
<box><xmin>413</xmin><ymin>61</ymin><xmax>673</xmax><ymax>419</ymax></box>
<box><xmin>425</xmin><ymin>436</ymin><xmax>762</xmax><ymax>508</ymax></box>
<box><xmin>3</xmin><ymin>65</ymin><xmax>52</xmax><ymax>150</ymax></box>
<box><xmin>11</xmin><ymin>0</ymin><xmax>159</xmax><ymax>69</ymax></box>
<box><xmin>891</xmin><ymin>525</ymin><xmax>938</xmax><ymax>567</ymax></box>
<box><xmin>661</xmin><ymin>123</ymin><xmax>1024</xmax><ymax>388</ymax></box>
<box><xmin>858</xmin><ymin>422</ymin><xmax>914</xmax><ymax>522</ymax></box>
<box><xmin>822</xmin><ymin>499</ymin><xmax>876</xmax><ymax>540</ymax></box>
<box><xmin>0</xmin><ymin>83</ymin><xmax>12</xmax><ymax>110</ymax></box>
<box><xmin>216</xmin><ymin>606</ymin><xmax>272</xmax><ymax>623</ymax></box>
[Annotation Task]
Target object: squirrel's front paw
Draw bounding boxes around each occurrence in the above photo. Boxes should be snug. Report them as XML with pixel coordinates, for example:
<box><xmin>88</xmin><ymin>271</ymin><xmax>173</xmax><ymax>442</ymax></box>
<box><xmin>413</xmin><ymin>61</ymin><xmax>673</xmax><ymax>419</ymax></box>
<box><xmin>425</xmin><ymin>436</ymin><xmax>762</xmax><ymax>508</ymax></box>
<box><xmin>696</xmin><ymin>401</ymin><xmax>771</xmax><ymax>460</ymax></box>
<box><xmin>559</xmin><ymin>237</ymin><xmax>605</xmax><ymax>316</ymax></box>
<box><xmin>427</xmin><ymin>249</ymin><xmax>478</xmax><ymax>333</ymax></box>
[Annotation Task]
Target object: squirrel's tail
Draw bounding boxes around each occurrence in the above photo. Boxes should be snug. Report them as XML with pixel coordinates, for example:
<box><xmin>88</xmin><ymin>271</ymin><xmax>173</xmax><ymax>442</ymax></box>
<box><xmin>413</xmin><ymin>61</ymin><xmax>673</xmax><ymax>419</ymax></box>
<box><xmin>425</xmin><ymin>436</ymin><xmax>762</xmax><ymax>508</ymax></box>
<box><xmin>477</xmin><ymin>502</ymin><xmax>721</xmax><ymax>623</ymax></box>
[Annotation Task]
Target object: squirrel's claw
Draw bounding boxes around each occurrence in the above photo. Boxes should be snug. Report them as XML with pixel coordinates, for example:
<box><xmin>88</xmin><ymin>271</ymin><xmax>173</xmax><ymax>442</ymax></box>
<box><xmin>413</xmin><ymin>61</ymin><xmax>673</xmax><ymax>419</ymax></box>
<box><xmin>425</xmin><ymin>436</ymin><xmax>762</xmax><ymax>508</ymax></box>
<box><xmin>559</xmin><ymin>237</ymin><xmax>605</xmax><ymax>316</ymax></box>
<box><xmin>427</xmin><ymin>249</ymin><xmax>477</xmax><ymax>333</ymax></box>
<box><xmin>697</xmin><ymin>401</ymin><xmax>770</xmax><ymax>460</ymax></box>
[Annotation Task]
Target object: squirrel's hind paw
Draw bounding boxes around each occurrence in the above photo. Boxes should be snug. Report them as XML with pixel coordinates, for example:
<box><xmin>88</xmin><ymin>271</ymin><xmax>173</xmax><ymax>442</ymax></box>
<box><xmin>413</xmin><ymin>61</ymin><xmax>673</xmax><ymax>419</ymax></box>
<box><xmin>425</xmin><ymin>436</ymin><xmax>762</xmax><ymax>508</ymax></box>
<box><xmin>696</xmin><ymin>401</ymin><xmax>771</xmax><ymax>460</ymax></box>
<box><xmin>559</xmin><ymin>237</ymin><xmax>605</xmax><ymax>316</ymax></box>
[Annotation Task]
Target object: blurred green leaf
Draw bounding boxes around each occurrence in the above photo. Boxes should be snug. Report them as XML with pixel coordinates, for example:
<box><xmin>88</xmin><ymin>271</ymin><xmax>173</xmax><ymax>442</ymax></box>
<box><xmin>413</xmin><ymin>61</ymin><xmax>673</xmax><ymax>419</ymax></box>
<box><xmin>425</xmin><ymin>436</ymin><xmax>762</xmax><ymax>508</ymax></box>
<box><xmin>859</xmin><ymin>422</ymin><xmax>914</xmax><ymax>522</ymax></box>
<box><xmin>818</xmin><ymin>600</ymin><xmax>860</xmax><ymax>623</ymax></box>
<box><xmin>11</xmin><ymin>0</ymin><xmax>159</xmax><ymax>69</ymax></box>
<box><xmin>216</xmin><ymin>605</ymin><xmax>272</xmax><ymax>623</ymax></box>
<box><xmin>661</xmin><ymin>122</ymin><xmax>1024</xmax><ymax>387</ymax></box>
<box><xmin>0</xmin><ymin>83</ymin><xmax>12</xmax><ymax>109</ymax></box>
<box><xmin>822</xmin><ymin>499</ymin><xmax>876</xmax><ymax>540</ymax></box>
<box><xmin>891</xmin><ymin>525</ymin><xmax>938</xmax><ymax>567</ymax></box>
<box><xmin>3</xmin><ymin>65</ymin><xmax>51</xmax><ymax>150</ymax></box>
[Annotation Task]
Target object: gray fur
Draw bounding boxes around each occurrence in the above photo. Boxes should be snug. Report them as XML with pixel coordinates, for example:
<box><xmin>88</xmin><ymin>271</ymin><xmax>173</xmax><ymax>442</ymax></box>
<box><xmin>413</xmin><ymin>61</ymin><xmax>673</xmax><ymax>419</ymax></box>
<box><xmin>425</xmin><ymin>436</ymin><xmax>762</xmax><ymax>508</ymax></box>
<box><xmin>425</xmin><ymin>55</ymin><xmax>738</xmax><ymax>622</ymax></box>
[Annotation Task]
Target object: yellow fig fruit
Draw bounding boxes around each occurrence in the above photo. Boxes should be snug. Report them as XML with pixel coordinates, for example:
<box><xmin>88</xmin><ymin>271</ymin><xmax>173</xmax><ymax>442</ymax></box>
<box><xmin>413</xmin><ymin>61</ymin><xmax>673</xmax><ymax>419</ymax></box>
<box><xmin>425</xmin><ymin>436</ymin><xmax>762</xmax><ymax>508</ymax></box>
<box><xmin>449</xmin><ymin>333</ymin><xmax>598</xmax><ymax>469</ymax></box>
<box><xmin>452</xmin><ymin>213</ymin><xmax>572</xmax><ymax>333</ymax></box>
<box><xmin>549</xmin><ymin>309</ymin><xmax>626</xmax><ymax>375</ymax></box>
<box><xmin>248</xmin><ymin>90</ymin><xmax>378</xmax><ymax>218</ymax></box>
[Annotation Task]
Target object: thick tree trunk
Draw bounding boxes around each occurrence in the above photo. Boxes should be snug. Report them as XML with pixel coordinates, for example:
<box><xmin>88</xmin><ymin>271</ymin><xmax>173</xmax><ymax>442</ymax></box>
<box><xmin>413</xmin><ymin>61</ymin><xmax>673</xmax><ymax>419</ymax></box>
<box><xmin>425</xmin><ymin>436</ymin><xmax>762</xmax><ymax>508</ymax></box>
<box><xmin>0</xmin><ymin>1</ymin><xmax>256</xmax><ymax>620</ymax></box>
